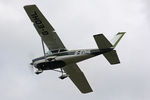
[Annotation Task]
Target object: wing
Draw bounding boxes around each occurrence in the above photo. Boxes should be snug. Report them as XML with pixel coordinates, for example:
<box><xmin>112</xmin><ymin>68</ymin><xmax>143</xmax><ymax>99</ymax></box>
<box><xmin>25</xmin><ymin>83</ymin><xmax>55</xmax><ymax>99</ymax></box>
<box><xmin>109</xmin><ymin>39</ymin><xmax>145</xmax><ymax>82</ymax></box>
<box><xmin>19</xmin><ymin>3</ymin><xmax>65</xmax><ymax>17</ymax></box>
<box><xmin>24</xmin><ymin>5</ymin><xmax>66</xmax><ymax>53</ymax></box>
<box><xmin>63</xmin><ymin>64</ymin><xmax>93</xmax><ymax>93</ymax></box>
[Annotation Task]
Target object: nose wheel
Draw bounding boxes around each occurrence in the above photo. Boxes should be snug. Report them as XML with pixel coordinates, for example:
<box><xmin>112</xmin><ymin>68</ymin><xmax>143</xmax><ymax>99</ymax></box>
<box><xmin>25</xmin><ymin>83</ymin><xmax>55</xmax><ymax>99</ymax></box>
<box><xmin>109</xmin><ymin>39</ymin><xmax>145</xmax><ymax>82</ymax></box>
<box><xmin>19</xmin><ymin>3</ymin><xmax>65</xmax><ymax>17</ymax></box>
<box><xmin>35</xmin><ymin>69</ymin><xmax>43</xmax><ymax>75</ymax></box>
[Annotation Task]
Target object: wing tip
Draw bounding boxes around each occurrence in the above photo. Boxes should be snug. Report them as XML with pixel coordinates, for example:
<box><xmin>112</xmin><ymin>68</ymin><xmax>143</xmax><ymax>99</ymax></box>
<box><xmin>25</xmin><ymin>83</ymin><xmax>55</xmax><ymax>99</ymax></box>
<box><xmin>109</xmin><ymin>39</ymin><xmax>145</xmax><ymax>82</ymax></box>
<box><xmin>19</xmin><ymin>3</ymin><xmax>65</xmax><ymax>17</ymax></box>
<box><xmin>81</xmin><ymin>89</ymin><xmax>93</xmax><ymax>94</ymax></box>
<box><xmin>23</xmin><ymin>4</ymin><xmax>36</xmax><ymax>9</ymax></box>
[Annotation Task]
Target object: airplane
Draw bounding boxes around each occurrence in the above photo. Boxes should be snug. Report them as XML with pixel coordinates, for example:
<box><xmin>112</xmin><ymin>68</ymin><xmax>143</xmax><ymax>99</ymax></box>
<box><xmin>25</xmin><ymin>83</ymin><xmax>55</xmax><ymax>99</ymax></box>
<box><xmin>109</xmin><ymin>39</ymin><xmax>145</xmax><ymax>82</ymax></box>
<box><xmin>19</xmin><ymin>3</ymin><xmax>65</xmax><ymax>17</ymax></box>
<box><xmin>24</xmin><ymin>5</ymin><xmax>125</xmax><ymax>94</ymax></box>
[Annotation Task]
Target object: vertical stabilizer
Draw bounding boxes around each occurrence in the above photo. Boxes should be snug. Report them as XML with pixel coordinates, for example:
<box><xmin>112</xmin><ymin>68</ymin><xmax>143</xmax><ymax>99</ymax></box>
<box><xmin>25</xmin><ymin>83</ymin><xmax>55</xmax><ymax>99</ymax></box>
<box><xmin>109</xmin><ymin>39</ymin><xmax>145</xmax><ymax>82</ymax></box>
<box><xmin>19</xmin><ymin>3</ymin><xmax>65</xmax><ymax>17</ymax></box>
<box><xmin>111</xmin><ymin>32</ymin><xmax>125</xmax><ymax>48</ymax></box>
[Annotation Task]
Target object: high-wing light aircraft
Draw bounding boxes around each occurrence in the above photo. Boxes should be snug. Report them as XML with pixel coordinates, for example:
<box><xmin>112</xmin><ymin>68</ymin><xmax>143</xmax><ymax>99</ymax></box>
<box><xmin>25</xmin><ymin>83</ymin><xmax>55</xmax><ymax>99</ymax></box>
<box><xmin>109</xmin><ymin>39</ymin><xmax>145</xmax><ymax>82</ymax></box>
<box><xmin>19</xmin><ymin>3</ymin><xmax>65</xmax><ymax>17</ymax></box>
<box><xmin>24</xmin><ymin>5</ymin><xmax>125</xmax><ymax>94</ymax></box>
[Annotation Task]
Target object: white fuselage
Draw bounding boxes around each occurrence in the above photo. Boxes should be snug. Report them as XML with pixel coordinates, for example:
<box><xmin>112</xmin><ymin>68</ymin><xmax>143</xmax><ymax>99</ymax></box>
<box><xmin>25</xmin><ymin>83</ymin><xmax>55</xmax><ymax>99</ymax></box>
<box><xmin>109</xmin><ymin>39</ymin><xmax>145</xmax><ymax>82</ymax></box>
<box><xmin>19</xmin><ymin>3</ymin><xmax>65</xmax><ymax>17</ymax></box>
<box><xmin>32</xmin><ymin>48</ymin><xmax>111</xmax><ymax>70</ymax></box>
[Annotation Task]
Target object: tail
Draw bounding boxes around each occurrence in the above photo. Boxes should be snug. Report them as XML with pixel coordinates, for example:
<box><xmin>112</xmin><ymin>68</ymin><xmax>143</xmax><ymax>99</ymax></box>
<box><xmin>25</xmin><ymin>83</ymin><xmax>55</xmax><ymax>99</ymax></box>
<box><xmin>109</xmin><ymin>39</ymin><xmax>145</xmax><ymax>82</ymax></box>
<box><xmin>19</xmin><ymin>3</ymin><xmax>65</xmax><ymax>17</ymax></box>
<box><xmin>93</xmin><ymin>32</ymin><xmax>125</xmax><ymax>65</ymax></box>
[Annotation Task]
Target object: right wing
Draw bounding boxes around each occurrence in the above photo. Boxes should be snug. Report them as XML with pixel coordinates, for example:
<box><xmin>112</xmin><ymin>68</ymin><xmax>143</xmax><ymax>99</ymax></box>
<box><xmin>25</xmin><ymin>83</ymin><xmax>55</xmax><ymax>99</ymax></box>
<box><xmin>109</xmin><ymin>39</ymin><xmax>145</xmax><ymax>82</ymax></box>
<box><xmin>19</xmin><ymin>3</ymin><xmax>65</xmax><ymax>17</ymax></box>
<box><xmin>63</xmin><ymin>64</ymin><xmax>93</xmax><ymax>93</ymax></box>
<box><xmin>24</xmin><ymin>5</ymin><xmax>66</xmax><ymax>53</ymax></box>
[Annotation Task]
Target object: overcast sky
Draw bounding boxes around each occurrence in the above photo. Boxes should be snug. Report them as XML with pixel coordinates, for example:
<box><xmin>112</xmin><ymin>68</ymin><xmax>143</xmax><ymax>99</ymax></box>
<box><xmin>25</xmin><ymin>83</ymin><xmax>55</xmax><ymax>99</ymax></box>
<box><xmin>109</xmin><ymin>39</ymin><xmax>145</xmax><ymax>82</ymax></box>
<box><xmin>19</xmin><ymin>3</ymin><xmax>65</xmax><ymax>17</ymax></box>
<box><xmin>0</xmin><ymin>0</ymin><xmax>150</xmax><ymax>100</ymax></box>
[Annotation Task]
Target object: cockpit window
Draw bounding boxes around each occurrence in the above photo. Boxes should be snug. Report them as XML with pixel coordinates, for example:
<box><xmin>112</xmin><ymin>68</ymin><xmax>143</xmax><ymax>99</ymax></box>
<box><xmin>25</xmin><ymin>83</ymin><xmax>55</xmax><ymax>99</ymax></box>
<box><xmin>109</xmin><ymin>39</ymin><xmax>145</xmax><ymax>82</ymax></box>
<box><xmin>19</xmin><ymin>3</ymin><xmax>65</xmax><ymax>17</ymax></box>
<box><xmin>46</xmin><ymin>50</ymin><xmax>52</xmax><ymax>55</ymax></box>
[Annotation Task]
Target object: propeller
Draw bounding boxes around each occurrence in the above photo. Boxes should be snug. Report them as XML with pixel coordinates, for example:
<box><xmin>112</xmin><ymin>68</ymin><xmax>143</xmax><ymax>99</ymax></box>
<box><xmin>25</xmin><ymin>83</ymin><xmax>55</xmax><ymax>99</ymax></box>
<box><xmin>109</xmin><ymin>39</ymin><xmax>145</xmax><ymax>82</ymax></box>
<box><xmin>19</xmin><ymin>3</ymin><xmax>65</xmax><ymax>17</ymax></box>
<box><xmin>27</xmin><ymin>52</ymin><xmax>35</xmax><ymax>74</ymax></box>
<box><xmin>27</xmin><ymin>38</ymin><xmax>46</xmax><ymax>75</ymax></box>
<box><xmin>28</xmin><ymin>62</ymin><xmax>35</xmax><ymax>74</ymax></box>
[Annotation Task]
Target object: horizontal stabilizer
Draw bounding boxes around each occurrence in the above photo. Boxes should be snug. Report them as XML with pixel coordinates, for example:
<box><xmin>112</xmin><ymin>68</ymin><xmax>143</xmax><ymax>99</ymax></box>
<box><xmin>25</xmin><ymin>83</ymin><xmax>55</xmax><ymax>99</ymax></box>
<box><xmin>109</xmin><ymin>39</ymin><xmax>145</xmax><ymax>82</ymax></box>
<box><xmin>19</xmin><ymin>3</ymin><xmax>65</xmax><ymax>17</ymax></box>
<box><xmin>103</xmin><ymin>50</ymin><xmax>120</xmax><ymax>65</ymax></box>
<box><xmin>93</xmin><ymin>34</ymin><xmax>113</xmax><ymax>49</ymax></box>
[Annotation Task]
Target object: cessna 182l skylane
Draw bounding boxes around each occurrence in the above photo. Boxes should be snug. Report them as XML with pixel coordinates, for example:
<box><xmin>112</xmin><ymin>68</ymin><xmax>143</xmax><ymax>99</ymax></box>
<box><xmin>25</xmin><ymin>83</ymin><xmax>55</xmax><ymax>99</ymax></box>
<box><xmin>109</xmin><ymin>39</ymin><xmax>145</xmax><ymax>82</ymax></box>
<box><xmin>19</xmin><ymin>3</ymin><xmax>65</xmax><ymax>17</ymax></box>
<box><xmin>24</xmin><ymin>5</ymin><xmax>125</xmax><ymax>94</ymax></box>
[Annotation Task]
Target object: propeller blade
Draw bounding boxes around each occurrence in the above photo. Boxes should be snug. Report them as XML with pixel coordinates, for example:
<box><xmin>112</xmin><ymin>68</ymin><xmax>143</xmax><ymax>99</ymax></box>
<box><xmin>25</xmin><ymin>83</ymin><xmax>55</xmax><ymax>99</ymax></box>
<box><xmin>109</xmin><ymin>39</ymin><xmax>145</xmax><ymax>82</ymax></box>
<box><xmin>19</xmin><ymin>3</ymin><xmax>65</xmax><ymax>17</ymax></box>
<box><xmin>28</xmin><ymin>64</ymin><xmax>35</xmax><ymax>74</ymax></box>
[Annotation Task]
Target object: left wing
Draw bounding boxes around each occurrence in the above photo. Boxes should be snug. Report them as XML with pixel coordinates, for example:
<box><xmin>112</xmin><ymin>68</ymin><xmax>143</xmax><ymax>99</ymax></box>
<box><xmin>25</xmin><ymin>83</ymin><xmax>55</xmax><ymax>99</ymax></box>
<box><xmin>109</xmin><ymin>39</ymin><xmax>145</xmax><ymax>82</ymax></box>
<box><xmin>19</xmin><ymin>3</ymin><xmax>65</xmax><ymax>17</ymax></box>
<box><xmin>24</xmin><ymin>5</ymin><xmax>66</xmax><ymax>53</ymax></box>
<box><xmin>63</xmin><ymin>64</ymin><xmax>93</xmax><ymax>93</ymax></box>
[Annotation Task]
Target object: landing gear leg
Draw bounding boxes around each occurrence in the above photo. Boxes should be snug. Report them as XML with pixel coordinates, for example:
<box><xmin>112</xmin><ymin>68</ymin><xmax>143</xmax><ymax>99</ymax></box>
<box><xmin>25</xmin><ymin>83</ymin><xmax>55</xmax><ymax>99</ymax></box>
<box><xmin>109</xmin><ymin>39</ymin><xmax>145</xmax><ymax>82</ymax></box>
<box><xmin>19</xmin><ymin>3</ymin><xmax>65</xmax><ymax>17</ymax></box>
<box><xmin>59</xmin><ymin>68</ymin><xmax>69</xmax><ymax>80</ymax></box>
<box><xmin>61</xmin><ymin>68</ymin><xmax>63</xmax><ymax>75</ymax></box>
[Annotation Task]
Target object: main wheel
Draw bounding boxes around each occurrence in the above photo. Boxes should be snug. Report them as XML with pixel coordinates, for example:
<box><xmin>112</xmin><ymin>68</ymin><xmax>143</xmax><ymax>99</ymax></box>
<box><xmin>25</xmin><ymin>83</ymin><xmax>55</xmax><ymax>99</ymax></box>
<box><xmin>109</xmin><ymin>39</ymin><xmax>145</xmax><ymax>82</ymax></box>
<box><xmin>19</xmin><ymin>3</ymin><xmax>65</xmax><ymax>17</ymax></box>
<box><xmin>59</xmin><ymin>74</ymin><xmax>68</xmax><ymax>80</ymax></box>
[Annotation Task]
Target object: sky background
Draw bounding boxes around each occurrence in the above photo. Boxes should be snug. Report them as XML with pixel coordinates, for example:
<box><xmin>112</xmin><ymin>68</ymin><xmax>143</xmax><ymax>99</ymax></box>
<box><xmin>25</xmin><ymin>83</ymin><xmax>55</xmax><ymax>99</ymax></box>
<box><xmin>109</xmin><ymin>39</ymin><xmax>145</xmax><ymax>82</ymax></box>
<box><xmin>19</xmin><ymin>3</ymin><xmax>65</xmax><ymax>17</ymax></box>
<box><xmin>0</xmin><ymin>0</ymin><xmax>150</xmax><ymax>100</ymax></box>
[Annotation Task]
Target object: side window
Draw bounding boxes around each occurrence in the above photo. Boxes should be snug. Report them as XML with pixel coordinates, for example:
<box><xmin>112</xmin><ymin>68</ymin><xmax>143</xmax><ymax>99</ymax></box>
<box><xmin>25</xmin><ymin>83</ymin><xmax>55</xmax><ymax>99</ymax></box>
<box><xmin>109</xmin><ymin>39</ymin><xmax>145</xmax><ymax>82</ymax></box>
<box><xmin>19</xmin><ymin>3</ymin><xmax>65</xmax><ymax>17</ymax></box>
<box><xmin>75</xmin><ymin>50</ymin><xmax>90</xmax><ymax>55</ymax></box>
<box><xmin>75</xmin><ymin>51</ymin><xmax>80</xmax><ymax>55</ymax></box>
<box><xmin>46</xmin><ymin>51</ymin><xmax>52</xmax><ymax>55</ymax></box>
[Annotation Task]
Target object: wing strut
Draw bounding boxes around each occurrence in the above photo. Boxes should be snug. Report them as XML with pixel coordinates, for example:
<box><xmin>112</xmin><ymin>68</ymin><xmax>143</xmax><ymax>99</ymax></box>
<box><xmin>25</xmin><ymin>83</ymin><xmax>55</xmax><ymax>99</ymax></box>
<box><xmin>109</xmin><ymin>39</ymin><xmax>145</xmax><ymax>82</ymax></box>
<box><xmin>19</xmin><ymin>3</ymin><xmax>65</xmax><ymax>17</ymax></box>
<box><xmin>41</xmin><ymin>38</ymin><xmax>46</xmax><ymax>61</ymax></box>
